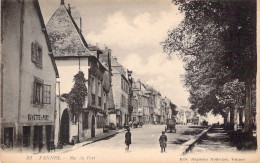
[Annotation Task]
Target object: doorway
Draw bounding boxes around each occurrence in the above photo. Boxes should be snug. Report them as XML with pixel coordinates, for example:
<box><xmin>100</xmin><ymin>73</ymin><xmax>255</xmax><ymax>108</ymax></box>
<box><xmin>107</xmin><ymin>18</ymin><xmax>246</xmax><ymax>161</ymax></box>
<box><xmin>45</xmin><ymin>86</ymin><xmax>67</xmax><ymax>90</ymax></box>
<box><xmin>60</xmin><ymin>109</ymin><xmax>70</xmax><ymax>145</ymax></box>
<box><xmin>33</xmin><ymin>126</ymin><xmax>43</xmax><ymax>153</ymax></box>
<box><xmin>3</xmin><ymin>127</ymin><xmax>13</xmax><ymax>149</ymax></box>
<box><xmin>22</xmin><ymin>126</ymin><xmax>31</xmax><ymax>148</ymax></box>
<box><xmin>45</xmin><ymin>125</ymin><xmax>52</xmax><ymax>151</ymax></box>
<box><xmin>91</xmin><ymin>115</ymin><xmax>95</xmax><ymax>138</ymax></box>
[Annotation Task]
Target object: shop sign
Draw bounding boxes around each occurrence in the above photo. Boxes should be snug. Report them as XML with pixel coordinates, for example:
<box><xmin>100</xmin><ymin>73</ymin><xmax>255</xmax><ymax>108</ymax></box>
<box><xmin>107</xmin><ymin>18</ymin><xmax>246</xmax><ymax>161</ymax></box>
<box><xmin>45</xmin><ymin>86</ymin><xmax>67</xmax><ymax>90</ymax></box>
<box><xmin>28</xmin><ymin>114</ymin><xmax>49</xmax><ymax>121</ymax></box>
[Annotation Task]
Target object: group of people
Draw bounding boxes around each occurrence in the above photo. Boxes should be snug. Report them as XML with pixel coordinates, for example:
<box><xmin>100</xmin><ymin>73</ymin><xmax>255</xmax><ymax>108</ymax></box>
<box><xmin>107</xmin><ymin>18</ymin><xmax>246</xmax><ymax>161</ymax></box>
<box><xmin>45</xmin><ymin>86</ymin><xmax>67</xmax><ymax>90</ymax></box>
<box><xmin>125</xmin><ymin>129</ymin><xmax>167</xmax><ymax>153</ymax></box>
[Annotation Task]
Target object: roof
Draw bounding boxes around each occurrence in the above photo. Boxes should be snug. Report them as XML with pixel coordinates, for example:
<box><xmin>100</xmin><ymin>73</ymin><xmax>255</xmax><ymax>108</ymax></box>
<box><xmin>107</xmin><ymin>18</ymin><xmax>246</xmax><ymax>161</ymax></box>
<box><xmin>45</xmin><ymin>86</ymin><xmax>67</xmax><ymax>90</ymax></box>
<box><xmin>99</xmin><ymin>48</ymin><xmax>113</xmax><ymax>71</ymax></box>
<box><xmin>46</xmin><ymin>4</ymin><xmax>93</xmax><ymax>57</ymax></box>
<box><xmin>34</xmin><ymin>0</ymin><xmax>59</xmax><ymax>77</ymax></box>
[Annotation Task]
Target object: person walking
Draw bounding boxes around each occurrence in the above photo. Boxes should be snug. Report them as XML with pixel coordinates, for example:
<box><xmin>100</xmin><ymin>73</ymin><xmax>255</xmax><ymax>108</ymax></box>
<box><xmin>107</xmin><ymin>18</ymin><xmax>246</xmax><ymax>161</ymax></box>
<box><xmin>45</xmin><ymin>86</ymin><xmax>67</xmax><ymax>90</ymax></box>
<box><xmin>125</xmin><ymin>128</ymin><xmax>131</xmax><ymax>152</ymax></box>
<box><xmin>159</xmin><ymin>131</ymin><xmax>167</xmax><ymax>153</ymax></box>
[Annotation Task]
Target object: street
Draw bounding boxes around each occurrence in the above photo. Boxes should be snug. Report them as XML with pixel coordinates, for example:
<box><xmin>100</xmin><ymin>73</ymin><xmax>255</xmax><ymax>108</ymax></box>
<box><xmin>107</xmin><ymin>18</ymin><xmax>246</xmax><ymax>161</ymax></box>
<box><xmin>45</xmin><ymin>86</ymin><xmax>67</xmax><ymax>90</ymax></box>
<box><xmin>59</xmin><ymin>125</ymin><xmax>206</xmax><ymax>161</ymax></box>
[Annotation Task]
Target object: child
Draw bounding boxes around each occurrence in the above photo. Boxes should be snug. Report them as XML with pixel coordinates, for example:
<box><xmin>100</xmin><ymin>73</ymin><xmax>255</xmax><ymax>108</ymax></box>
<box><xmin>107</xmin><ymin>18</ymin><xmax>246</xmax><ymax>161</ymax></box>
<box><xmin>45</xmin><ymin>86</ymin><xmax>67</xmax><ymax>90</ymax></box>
<box><xmin>159</xmin><ymin>131</ymin><xmax>167</xmax><ymax>153</ymax></box>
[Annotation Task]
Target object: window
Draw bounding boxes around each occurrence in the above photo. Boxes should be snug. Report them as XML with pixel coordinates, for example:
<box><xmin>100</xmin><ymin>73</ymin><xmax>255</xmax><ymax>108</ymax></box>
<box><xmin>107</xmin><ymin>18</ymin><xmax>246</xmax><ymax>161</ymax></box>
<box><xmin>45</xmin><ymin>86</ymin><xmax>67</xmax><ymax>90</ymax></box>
<box><xmin>33</xmin><ymin>78</ymin><xmax>51</xmax><ymax>105</ymax></box>
<box><xmin>97</xmin><ymin>115</ymin><xmax>104</xmax><ymax>128</ymax></box>
<box><xmin>98</xmin><ymin>81</ymin><xmax>101</xmax><ymax>107</ymax></box>
<box><xmin>121</xmin><ymin>95</ymin><xmax>126</xmax><ymax>107</ymax></box>
<box><xmin>33</xmin><ymin>79</ymin><xmax>43</xmax><ymax>104</ymax></box>
<box><xmin>83</xmin><ymin>112</ymin><xmax>89</xmax><ymax>129</ymax></box>
<box><xmin>91</xmin><ymin>77</ymin><xmax>95</xmax><ymax>94</ymax></box>
<box><xmin>121</xmin><ymin>78</ymin><xmax>123</xmax><ymax>90</ymax></box>
<box><xmin>103</xmin><ymin>93</ymin><xmax>106</xmax><ymax>110</ymax></box>
<box><xmin>43</xmin><ymin>84</ymin><xmax>51</xmax><ymax>104</ymax></box>
<box><xmin>31</xmin><ymin>41</ymin><xmax>42</xmax><ymax>67</ymax></box>
<box><xmin>91</xmin><ymin>77</ymin><xmax>95</xmax><ymax>106</ymax></box>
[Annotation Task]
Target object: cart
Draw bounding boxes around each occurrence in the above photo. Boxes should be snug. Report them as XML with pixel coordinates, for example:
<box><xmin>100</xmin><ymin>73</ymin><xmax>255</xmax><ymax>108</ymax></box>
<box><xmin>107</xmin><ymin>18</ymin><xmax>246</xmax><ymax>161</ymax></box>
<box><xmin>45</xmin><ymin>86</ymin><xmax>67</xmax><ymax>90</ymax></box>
<box><xmin>133</xmin><ymin>121</ymin><xmax>143</xmax><ymax>128</ymax></box>
<box><xmin>165</xmin><ymin>118</ymin><xmax>176</xmax><ymax>133</ymax></box>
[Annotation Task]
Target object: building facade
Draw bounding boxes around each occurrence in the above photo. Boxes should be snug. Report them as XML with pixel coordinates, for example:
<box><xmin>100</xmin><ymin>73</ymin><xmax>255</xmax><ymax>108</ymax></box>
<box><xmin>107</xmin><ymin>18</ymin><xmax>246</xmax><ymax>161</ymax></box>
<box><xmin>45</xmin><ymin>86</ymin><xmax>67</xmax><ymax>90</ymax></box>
<box><xmin>1</xmin><ymin>0</ymin><xmax>59</xmax><ymax>153</ymax></box>
<box><xmin>46</xmin><ymin>2</ymin><xmax>108</xmax><ymax>144</ymax></box>
<box><xmin>110</xmin><ymin>57</ymin><xmax>129</xmax><ymax>128</ymax></box>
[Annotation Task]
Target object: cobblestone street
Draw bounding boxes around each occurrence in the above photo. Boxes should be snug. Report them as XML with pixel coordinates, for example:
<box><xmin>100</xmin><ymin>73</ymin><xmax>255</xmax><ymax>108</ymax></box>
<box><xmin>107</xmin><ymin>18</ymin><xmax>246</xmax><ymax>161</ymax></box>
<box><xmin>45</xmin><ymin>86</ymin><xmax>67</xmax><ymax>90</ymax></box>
<box><xmin>59</xmin><ymin>125</ymin><xmax>206</xmax><ymax>158</ymax></box>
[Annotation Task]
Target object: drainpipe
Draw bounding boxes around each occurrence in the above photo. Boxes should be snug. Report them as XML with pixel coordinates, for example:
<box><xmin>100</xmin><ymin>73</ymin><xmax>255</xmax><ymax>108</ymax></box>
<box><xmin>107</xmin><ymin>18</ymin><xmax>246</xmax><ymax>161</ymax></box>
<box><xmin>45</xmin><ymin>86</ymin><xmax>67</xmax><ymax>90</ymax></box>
<box><xmin>56</xmin><ymin>81</ymin><xmax>61</xmax><ymax>144</ymax></box>
<box><xmin>17</xmin><ymin>0</ymin><xmax>25</xmax><ymax>149</ymax></box>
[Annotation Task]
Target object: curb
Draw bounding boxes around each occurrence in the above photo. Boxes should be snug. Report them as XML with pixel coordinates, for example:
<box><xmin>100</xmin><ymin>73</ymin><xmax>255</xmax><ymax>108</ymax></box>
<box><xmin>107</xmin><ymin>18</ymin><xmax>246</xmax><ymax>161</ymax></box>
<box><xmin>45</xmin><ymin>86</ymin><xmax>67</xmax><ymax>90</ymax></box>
<box><xmin>58</xmin><ymin>129</ymin><xmax>126</xmax><ymax>154</ymax></box>
<box><xmin>180</xmin><ymin>126</ymin><xmax>212</xmax><ymax>155</ymax></box>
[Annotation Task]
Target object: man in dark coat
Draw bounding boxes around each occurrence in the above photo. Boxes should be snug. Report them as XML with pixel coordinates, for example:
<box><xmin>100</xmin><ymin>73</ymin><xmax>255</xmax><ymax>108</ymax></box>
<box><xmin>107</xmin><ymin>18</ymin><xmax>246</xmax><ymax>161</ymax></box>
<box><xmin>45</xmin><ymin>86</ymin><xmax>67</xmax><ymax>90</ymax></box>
<box><xmin>125</xmin><ymin>128</ymin><xmax>131</xmax><ymax>152</ymax></box>
<box><xmin>159</xmin><ymin>131</ymin><xmax>167</xmax><ymax>153</ymax></box>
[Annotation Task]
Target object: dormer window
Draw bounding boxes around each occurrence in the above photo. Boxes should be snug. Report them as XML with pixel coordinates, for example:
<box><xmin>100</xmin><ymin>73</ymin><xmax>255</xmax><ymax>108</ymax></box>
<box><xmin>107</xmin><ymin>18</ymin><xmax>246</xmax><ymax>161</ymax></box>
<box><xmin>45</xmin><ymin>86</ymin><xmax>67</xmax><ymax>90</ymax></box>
<box><xmin>31</xmin><ymin>41</ymin><xmax>42</xmax><ymax>68</ymax></box>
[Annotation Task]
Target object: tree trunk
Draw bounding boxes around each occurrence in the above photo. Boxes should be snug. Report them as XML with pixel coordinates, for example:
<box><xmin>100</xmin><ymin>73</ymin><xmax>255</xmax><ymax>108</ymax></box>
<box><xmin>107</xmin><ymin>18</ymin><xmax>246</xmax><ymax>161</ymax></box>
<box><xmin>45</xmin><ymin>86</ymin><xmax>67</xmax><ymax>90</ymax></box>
<box><xmin>244</xmin><ymin>77</ymin><xmax>252</xmax><ymax>136</ymax></box>
<box><xmin>230</xmin><ymin>108</ymin><xmax>234</xmax><ymax>130</ymax></box>
<box><xmin>223</xmin><ymin>114</ymin><xmax>228</xmax><ymax>126</ymax></box>
<box><xmin>234</xmin><ymin>108</ymin><xmax>238</xmax><ymax>131</ymax></box>
<box><xmin>239</xmin><ymin>109</ymin><xmax>243</xmax><ymax>126</ymax></box>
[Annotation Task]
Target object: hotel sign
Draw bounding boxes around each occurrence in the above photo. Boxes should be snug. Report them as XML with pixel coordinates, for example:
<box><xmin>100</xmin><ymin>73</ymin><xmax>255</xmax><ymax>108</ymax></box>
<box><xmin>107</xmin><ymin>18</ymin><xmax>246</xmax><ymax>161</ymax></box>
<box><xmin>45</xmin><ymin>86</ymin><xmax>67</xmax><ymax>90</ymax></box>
<box><xmin>28</xmin><ymin>114</ymin><xmax>49</xmax><ymax>121</ymax></box>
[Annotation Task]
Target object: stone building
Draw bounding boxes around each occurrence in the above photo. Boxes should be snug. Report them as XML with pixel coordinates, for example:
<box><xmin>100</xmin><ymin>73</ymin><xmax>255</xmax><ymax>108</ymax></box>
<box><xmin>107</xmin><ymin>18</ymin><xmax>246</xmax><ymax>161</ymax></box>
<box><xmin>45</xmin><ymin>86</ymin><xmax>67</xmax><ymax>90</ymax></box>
<box><xmin>131</xmin><ymin>79</ymin><xmax>150</xmax><ymax>124</ymax></box>
<box><xmin>145</xmin><ymin>86</ymin><xmax>156</xmax><ymax>124</ymax></box>
<box><xmin>154</xmin><ymin>91</ymin><xmax>162</xmax><ymax>124</ymax></box>
<box><xmin>110</xmin><ymin>57</ymin><xmax>129</xmax><ymax>128</ymax></box>
<box><xmin>99</xmin><ymin>47</ymin><xmax>115</xmax><ymax>125</ymax></box>
<box><xmin>46</xmin><ymin>1</ymin><xmax>108</xmax><ymax>144</ymax></box>
<box><xmin>1</xmin><ymin>0</ymin><xmax>59</xmax><ymax>153</ymax></box>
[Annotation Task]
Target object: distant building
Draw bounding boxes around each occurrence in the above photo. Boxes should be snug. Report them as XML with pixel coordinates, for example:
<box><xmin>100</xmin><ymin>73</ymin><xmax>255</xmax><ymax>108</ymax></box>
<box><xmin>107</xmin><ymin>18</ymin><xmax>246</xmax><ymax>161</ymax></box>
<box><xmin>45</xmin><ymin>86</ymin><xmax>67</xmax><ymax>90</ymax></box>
<box><xmin>131</xmin><ymin>79</ymin><xmax>150</xmax><ymax>124</ymax></box>
<box><xmin>99</xmin><ymin>47</ymin><xmax>115</xmax><ymax>126</ymax></box>
<box><xmin>46</xmin><ymin>1</ymin><xmax>108</xmax><ymax>144</ymax></box>
<box><xmin>154</xmin><ymin>91</ymin><xmax>162</xmax><ymax>124</ymax></box>
<box><xmin>1</xmin><ymin>0</ymin><xmax>59</xmax><ymax>152</ymax></box>
<box><xmin>110</xmin><ymin>57</ymin><xmax>129</xmax><ymax>128</ymax></box>
<box><xmin>144</xmin><ymin>86</ymin><xmax>155</xmax><ymax>124</ymax></box>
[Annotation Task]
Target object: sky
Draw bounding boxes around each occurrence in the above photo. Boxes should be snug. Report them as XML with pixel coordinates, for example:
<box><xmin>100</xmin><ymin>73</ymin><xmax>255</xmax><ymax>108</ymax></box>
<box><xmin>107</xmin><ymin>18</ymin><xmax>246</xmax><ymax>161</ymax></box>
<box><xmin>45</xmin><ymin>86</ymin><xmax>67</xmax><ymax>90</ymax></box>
<box><xmin>39</xmin><ymin>0</ymin><xmax>190</xmax><ymax>108</ymax></box>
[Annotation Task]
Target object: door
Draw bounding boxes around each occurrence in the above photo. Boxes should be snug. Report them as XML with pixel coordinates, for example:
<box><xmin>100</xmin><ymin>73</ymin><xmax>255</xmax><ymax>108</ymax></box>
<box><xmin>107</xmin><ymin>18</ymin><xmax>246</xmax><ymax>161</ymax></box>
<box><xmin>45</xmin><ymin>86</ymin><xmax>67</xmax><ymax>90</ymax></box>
<box><xmin>33</xmin><ymin>126</ymin><xmax>43</xmax><ymax>153</ymax></box>
<box><xmin>60</xmin><ymin>109</ymin><xmax>70</xmax><ymax>145</ymax></box>
<box><xmin>4</xmin><ymin>127</ymin><xmax>13</xmax><ymax>149</ymax></box>
<box><xmin>46</xmin><ymin>125</ymin><xmax>52</xmax><ymax>151</ymax></box>
<box><xmin>91</xmin><ymin>115</ymin><xmax>95</xmax><ymax>138</ymax></box>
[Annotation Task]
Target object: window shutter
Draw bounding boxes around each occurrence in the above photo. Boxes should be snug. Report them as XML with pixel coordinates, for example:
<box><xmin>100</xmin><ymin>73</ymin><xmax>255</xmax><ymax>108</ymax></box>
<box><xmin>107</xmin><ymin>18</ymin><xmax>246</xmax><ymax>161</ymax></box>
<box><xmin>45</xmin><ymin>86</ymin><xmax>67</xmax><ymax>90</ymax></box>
<box><xmin>33</xmin><ymin>80</ymin><xmax>36</xmax><ymax>103</ymax></box>
<box><xmin>31</xmin><ymin>42</ymin><xmax>36</xmax><ymax>63</ymax></box>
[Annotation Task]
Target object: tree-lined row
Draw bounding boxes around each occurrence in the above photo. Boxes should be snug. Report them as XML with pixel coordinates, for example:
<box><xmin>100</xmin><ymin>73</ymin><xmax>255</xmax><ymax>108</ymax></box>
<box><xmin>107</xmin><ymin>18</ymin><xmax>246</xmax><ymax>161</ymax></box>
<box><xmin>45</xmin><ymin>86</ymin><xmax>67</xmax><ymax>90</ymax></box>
<box><xmin>162</xmin><ymin>0</ymin><xmax>256</xmax><ymax>136</ymax></box>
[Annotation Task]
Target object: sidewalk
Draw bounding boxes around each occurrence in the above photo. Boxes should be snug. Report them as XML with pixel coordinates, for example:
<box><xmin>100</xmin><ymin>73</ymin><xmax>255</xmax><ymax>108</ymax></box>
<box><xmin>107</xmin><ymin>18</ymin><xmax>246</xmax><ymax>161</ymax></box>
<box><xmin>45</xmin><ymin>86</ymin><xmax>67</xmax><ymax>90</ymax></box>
<box><xmin>55</xmin><ymin>129</ymin><xmax>126</xmax><ymax>154</ymax></box>
<box><xmin>186</xmin><ymin>125</ymin><xmax>257</xmax><ymax>154</ymax></box>
<box><xmin>175</xmin><ymin>125</ymin><xmax>212</xmax><ymax>155</ymax></box>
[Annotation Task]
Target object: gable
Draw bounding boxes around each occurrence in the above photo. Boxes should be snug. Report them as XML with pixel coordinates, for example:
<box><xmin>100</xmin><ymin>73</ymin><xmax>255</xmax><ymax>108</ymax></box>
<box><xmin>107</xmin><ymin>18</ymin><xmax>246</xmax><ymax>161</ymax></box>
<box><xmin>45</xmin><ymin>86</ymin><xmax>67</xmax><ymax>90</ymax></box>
<box><xmin>46</xmin><ymin>5</ymin><xmax>92</xmax><ymax>57</ymax></box>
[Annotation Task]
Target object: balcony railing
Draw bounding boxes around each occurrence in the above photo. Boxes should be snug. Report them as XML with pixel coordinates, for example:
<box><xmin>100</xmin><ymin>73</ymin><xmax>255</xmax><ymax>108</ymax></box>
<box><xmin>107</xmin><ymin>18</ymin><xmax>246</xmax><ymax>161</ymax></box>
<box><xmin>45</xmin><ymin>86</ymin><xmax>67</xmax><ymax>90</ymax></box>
<box><xmin>91</xmin><ymin>94</ymin><xmax>95</xmax><ymax>106</ymax></box>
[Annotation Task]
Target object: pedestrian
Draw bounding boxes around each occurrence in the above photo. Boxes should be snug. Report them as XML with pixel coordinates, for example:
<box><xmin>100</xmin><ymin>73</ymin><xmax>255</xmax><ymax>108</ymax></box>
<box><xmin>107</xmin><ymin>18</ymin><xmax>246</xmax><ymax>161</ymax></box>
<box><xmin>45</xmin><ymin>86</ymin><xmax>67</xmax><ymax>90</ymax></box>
<box><xmin>125</xmin><ymin>128</ymin><xmax>131</xmax><ymax>152</ymax></box>
<box><xmin>159</xmin><ymin>131</ymin><xmax>167</xmax><ymax>153</ymax></box>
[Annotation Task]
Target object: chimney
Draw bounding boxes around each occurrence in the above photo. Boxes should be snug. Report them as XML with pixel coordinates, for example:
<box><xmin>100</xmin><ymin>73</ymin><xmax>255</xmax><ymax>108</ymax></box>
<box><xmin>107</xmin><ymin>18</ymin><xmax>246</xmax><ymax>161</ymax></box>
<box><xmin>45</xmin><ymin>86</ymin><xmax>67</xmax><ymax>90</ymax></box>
<box><xmin>68</xmin><ymin>4</ymin><xmax>71</xmax><ymax>15</ymax></box>
<box><xmin>61</xmin><ymin>0</ymin><xmax>64</xmax><ymax>5</ymax></box>
<box><xmin>80</xmin><ymin>17</ymin><xmax>82</xmax><ymax>33</ymax></box>
<box><xmin>113</xmin><ymin>56</ymin><xmax>117</xmax><ymax>61</ymax></box>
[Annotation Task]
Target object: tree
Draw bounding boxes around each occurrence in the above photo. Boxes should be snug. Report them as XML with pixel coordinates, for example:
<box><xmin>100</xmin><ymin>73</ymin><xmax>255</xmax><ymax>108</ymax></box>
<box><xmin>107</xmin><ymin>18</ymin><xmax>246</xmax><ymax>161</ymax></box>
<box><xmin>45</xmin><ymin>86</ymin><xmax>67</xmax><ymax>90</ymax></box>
<box><xmin>170</xmin><ymin>102</ymin><xmax>178</xmax><ymax>116</ymax></box>
<box><xmin>162</xmin><ymin>0</ymin><xmax>256</xmax><ymax>135</ymax></box>
<box><xmin>67</xmin><ymin>71</ymin><xmax>88</xmax><ymax>123</ymax></box>
<box><xmin>217</xmin><ymin>79</ymin><xmax>245</xmax><ymax>130</ymax></box>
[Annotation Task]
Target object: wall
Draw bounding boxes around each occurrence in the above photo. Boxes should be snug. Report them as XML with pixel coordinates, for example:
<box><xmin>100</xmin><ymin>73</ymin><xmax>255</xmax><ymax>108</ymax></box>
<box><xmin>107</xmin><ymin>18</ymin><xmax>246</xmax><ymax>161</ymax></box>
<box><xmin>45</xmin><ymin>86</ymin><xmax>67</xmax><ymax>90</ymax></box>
<box><xmin>55</xmin><ymin>58</ymin><xmax>89</xmax><ymax>96</ymax></box>
<box><xmin>1</xmin><ymin>0</ymin><xmax>22</xmax><ymax>123</ymax></box>
<box><xmin>19</xmin><ymin>1</ymin><xmax>57</xmax><ymax>124</ymax></box>
<box><xmin>111</xmin><ymin>72</ymin><xmax>129</xmax><ymax>124</ymax></box>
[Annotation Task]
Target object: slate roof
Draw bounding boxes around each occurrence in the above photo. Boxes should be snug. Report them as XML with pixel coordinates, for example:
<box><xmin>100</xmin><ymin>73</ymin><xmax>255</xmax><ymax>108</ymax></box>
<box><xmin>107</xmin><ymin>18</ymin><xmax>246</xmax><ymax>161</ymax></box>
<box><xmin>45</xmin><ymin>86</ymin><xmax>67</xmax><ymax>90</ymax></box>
<box><xmin>111</xmin><ymin>57</ymin><xmax>127</xmax><ymax>76</ymax></box>
<box><xmin>46</xmin><ymin>4</ymin><xmax>93</xmax><ymax>57</ymax></box>
<box><xmin>99</xmin><ymin>49</ymin><xmax>110</xmax><ymax>70</ymax></box>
